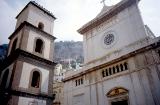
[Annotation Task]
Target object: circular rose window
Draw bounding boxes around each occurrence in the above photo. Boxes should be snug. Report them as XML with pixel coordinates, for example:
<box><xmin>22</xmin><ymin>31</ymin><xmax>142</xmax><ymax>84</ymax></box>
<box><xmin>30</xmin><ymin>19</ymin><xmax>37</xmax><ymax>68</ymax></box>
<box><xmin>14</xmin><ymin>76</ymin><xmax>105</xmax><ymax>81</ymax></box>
<box><xmin>104</xmin><ymin>33</ymin><xmax>114</xmax><ymax>45</ymax></box>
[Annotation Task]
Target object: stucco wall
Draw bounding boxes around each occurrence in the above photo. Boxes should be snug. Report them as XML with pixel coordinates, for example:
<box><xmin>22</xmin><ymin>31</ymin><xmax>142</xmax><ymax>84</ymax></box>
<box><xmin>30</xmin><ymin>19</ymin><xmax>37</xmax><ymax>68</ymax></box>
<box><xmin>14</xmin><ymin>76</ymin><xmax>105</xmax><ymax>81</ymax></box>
<box><xmin>19</xmin><ymin>62</ymin><xmax>49</xmax><ymax>93</ymax></box>
<box><xmin>63</xmin><ymin>48</ymin><xmax>160</xmax><ymax>105</ymax></box>
<box><xmin>18</xmin><ymin>97</ymin><xmax>46</xmax><ymax>105</ymax></box>
<box><xmin>83</xmin><ymin>4</ymin><xmax>147</xmax><ymax>64</ymax></box>
<box><xmin>27</xmin><ymin>5</ymin><xmax>54</xmax><ymax>35</ymax></box>
<box><xmin>26</xmin><ymin>30</ymin><xmax>51</xmax><ymax>60</ymax></box>
<box><xmin>16</xmin><ymin>7</ymin><xmax>29</xmax><ymax>29</ymax></box>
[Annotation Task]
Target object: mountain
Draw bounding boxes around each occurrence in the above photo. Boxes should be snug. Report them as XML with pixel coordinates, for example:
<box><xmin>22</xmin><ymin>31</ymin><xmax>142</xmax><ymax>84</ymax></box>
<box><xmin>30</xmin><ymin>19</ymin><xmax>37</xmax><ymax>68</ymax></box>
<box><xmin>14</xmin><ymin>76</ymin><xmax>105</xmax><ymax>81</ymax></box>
<box><xmin>0</xmin><ymin>44</ymin><xmax>8</xmax><ymax>64</ymax></box>
<box><xmin>0</xmin><ymin>41</ymin><xmax>84</xmax><ymax>69</ymax></box>
<box><xmin>54</xmin><ymin>41</ymin><xmax>84</xmax><ymax>69</ymax></box>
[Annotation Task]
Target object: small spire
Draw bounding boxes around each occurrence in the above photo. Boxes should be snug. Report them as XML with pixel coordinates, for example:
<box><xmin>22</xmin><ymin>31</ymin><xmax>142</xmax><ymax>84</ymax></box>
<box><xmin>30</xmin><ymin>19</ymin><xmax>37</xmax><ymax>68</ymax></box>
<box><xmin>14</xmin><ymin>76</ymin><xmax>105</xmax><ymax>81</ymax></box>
<box><xmin>100</xmin><ymin>0</ymin><xmax>106</xmax><ymax>6</ymax></box>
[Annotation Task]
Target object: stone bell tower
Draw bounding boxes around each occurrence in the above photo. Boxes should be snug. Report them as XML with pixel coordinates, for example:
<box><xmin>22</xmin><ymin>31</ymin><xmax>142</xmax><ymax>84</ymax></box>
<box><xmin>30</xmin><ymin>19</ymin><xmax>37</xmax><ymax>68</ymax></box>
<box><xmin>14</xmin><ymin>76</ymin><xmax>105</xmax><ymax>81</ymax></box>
<box><xmin>0</xmin><ymin>1</ymin><xmax>56</xmax><ymax>105</ymax></box>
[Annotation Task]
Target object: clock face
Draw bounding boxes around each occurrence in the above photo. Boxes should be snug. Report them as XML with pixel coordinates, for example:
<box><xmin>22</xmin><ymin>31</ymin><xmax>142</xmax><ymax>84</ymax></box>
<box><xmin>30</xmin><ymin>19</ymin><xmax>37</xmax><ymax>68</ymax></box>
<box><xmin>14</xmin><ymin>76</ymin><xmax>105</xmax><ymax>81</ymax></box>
<box><xmin>104</xmin><ymin>33</ymin><xmax>114</xmax><ymax>45</ymax></box>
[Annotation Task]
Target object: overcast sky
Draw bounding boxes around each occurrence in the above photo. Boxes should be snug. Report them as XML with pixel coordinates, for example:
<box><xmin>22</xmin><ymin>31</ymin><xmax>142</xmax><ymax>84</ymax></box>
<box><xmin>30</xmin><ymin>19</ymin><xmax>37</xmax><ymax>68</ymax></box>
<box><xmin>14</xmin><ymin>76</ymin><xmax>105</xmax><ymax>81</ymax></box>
<box><xmin>0</xmin><ymin>0</ymin><xmax>160</xmax><ymax>44</ymax></box>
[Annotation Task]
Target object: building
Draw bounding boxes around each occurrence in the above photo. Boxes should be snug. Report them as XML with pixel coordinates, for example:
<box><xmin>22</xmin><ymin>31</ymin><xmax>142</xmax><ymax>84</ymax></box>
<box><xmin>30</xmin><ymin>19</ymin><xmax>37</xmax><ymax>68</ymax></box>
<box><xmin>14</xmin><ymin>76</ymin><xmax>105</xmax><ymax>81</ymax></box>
<box><xmin>0</xmin><ymin>1</ymin><xmax>56</xmax><ymax>105</ymax></box>
<box><xmin>53</xmin><ymin>82</ymin><xmax>64</xmax><ymax>105</ymax></box>
<box><xmin>63</xmin><ymin>0</ymin><xmax>160</xmax><ymax>105</ymax></box>
<box><xmin>53</xmin><ymin>64</ymin><xmax>65</xmax><ymax>105</ymax></box>
<box><xmin>54</xmin><ymin>64</ymin><xmax>65</xmax><ymax>82</ymax></box>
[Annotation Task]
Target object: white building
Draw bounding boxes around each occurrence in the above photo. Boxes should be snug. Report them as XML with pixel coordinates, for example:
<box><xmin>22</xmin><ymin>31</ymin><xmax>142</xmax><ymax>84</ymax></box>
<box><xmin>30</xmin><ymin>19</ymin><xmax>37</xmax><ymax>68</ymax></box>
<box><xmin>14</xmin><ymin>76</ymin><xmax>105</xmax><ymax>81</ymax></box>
<box><xmin>63</xmin><ymin>0</ymin><xmax>160</xmax><ymax>105</ymax></box>
<box><xmin>0</xmin><ymin>1</ymin><xmax>56</xmax><ymax>105</ymax></box>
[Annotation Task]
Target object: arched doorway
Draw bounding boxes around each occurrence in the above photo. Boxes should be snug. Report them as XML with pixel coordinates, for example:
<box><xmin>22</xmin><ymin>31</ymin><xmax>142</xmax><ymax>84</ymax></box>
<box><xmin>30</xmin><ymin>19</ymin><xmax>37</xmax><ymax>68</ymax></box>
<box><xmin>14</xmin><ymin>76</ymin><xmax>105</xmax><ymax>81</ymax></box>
<box><xmin>107</xmin><ymin>87</ymin><xmax>129</xmax><ymax>105</ymax></box>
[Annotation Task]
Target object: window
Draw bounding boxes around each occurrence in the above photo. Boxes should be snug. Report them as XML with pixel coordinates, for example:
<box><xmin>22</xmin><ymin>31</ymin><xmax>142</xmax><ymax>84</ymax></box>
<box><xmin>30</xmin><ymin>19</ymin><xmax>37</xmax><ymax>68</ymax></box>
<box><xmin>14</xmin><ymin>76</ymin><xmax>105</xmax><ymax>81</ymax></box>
<box><xmin>0</xmin><ymin>69</ymin><xmax>9</xmax><ymax>89</ymax></box>
<box><xmin>116</xmin><ymin>65</ymin><xmax>119</xmax><ymax>72</ymax></box>
<box><xmin>35</xmin><ymin>39</ymin><xmax>43</xmax><ymax>53</ymax></box>
<box><xmin>78</xmin><ymin>79</ymin><xmax>81</xmax><ymax>85</ymax></box>
<box><xmin>102</xmin><ymin>70</ymin><xmax>105</xmax><ymax>77</ymax></box>
<box><xmin>81</xmin><ymin>78</ymin><xmax>83</xmax><ymax>84</ymax></box>
<box><xmin>11</xmin><ymin>38</ymin><xmax>18</xmax><ymax>54</ymax></box>
<box><xmin>120</xmin><ymin>64</ymin><xmax>123</xmax><ymax>71</ymax></box>
<box><xmin>102</xmin><ymin>62</ymin><xmax>129</xmax><ymax>78</ymax></box>
<box><xmin>124</xmin><ymin>62</ymin><xmax>128</xmax><ymax>70</ymax></box>
<box><xmin>109</xmin><ymin>68</ymin><xmax>112</xmax><ymax>75</ymax></box>
<box><xmin>105</xmin><ymin>69</ymin><xmax>109</xmax><ymax>76</ymax></box>
<box><xmin>31</xmin><ymin>71</ymin><xmax>40</xmax><ymax>88</ymax></box>
<box><xmin>75</xmin><ymin>78</ymin><xmax>83</xmax><ymax>86</ymax></box>
<box><xmin>38</xmin><ymin>22</ymin><xmax>44</xmax><ymax>30</ymax></box>
<box><xmin>113</xmin><ymin>67</ymin><xmax>116</xmax><ymax>74</ymax></box>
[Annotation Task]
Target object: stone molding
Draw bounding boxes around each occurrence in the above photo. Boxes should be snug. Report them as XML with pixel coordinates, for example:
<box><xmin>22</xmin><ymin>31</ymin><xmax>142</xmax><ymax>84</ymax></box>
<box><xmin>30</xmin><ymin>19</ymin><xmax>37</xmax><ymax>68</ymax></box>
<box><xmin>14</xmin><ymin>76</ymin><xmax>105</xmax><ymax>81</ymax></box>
<box><xmin>8</xmin><ymin>21</ymin><xmax>56</xmax><ymax>40</ymax></box>
<box><xmin>0</xmin><ymin>49</ymin><xmax>56</xmax><ymax>71</ymax></box>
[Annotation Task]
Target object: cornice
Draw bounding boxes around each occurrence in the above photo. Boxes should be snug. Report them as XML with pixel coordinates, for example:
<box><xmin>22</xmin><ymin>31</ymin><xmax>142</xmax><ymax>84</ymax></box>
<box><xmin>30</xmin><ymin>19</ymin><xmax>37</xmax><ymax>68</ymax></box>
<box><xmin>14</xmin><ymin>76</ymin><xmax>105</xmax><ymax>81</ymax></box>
<box><xmin>63</xmin><ymin>39</ymin><xmax>160</xmax><ymax>82</ymax></box>
<box><xmin>0</xmin><ymin>49</ymin><xmax>57</xmax><ymax>71</ymax></box>
<box><xmin>8</xmin><ymin>21</ymin><xmax>56</xmax><ymax>40</ymax></box>
<box><xmin>16</xmin><ymin>1</ymin><xmax>56</xmax><ymax>19</ymax></box>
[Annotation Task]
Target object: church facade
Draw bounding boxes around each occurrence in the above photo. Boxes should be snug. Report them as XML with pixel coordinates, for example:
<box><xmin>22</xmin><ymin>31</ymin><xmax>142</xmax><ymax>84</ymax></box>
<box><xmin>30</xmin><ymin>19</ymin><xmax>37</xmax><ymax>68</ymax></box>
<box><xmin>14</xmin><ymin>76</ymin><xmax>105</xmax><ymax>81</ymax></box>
<box><xmin>0</xmin><ymin>1</ymin><xmax>56</xmax><ymax>105</ymax></box>
<box><xmin>63</xmin><ymin>0</ymin><xmax>160</xmax><ymax>105</ymax></box>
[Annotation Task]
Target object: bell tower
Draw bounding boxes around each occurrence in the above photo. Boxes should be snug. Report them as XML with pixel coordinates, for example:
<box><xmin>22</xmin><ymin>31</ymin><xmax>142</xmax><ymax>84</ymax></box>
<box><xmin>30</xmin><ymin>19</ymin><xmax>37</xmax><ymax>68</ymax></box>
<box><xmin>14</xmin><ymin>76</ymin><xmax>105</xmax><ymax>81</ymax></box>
<box><xmin>0</xmin><ymin>1</ymin><xmax>56</xmax><ymax>105</ymax></box>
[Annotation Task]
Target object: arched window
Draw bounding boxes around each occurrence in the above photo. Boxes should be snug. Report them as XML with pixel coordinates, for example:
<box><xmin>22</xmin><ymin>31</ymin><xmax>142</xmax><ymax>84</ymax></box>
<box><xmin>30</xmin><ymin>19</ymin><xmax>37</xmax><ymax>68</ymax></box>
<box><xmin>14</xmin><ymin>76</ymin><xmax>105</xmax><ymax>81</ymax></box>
<box><xmin>35</xmin><ymin>39</ymin><xmax>43</xmax><ymax>53</ymax></box>
<box><xmin>124</xmin><ymin>62</ymin><xmax>128</xmax><ymax>70</ymax></box>
<box><xmin>102</xmin><ymin>70</ymin><xmax>105</xmax><ymax>77</ymax></box>
<box><xmin>81</xmin><ymin>78</ymin><xmax>83</xmax><ymax>84</ymax></box>
<box><xmin>105</xmin><ymin>69</ymin><xmax>109</xmax><ymax>76</ymax></box>
<box><xmin>113</xmin><ymin>67</ymin><xmax>116</xmax><ymax>74</ymax></box>
<box><xmin>75</xmin><ymin>80</ymin><xmax>78</xmax><ymax>86</ymax></box>
<box><xmin>11</xmin><ymin>38</ymin><xmax>18</xmax><ymax>54</ymax></box>
<box><xmin>31</xmin><ymin>71</ymin><xmax>40</xmax><ymax>88</ymax></box>
<box><xmin>109</xmin><ymin>68</ymin><xmax>112</xmax><ymax>75</ymax></box>
<box><xmin>38</xmin><ymin>22</ymin><xmax>44</xmax><ymax>30</ymax></box>
<box><xmin>1</xmin><ymin>69</ymin><xmax>9</xmax><ymax>89</ymax></box>
<box><xmin>116</xmin><ymin>65</ymin><xmax>119</xmax><ymax>72</ymax></box>
<box><xmin>120</xmin><ymin>64</ymin><xmax>123</xmax><ymax>71</ymax></box>
<box><xmin>78</xmin><ymin>79</ymin><xmax>81</xmax><ymax>85</ymax></box>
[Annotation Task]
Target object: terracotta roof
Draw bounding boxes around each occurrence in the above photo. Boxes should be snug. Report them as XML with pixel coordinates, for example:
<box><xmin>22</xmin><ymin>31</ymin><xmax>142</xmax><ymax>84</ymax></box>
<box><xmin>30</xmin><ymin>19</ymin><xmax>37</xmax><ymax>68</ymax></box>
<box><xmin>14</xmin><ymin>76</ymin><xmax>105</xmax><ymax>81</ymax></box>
<box><xmin>16</xmin><ymin>1</ymin><xmax>56</xmax><ymax>19</ymax></box>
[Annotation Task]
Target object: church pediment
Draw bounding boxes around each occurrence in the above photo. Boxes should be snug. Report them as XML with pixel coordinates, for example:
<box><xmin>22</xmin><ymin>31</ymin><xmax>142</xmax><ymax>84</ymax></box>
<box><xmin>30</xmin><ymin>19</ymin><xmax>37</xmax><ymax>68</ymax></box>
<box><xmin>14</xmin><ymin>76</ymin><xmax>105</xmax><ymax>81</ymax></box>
<box><xmin>107</xmin><ymin>87</ymin><xmax>128</xmax><ymax>97</ymax></box>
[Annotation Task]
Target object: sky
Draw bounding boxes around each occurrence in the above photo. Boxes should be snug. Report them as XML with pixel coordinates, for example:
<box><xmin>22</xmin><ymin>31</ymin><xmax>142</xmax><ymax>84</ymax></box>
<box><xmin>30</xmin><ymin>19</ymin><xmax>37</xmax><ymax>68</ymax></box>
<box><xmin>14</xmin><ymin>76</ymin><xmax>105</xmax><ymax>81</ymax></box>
<box><xmin>0</xmin><ymin>0</ymin><xmax>160</xmax><ymax>45</ymax></box>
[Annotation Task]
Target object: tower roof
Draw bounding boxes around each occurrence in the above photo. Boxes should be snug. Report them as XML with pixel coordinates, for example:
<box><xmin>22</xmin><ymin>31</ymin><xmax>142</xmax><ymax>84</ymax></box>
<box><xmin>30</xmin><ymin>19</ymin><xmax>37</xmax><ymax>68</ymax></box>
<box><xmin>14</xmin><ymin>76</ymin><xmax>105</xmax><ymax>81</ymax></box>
<box><xmin>16</xmin><ymin>1</ymin><xmax>56</xmax><ymax>19</ymax></box>
<box><xmin>78</xmin><ymin>0</ymin><xmax>139</xmax><ymax>34</ymax></box>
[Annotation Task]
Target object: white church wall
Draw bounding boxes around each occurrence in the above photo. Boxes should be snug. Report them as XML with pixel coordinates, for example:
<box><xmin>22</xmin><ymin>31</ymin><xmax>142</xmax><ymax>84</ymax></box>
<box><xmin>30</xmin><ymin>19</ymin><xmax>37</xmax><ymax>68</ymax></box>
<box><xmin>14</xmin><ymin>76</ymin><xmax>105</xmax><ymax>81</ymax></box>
<box><xmin>83</xmin><ymin>3</ymin><xmax>148</xmax><ymax>64</ymax></box>
<box><xmin>19</xmin><ymin>62</ymin><xmax>49</xmax><ymax>93</ymax></box>
<box><xmin>18</xmin><ymin>97</ymin><xmax>46</xmax><ymax>105</ymax></box>
<box><xmin>64</xmin><ymin>0</ymin><xmax>160</xmax><ymax>105</ymax></box>
<box><xmin>149</xmin><ymin>65</ymin><xmax>160</xmax><ymax>103</ymax></box>
<box><xmin>138</xmin><ymin>69</ymin><xmax>155</xmax><ymax>105</ymax></box>
<box><xmin>64</xmin><ymin>57</ymin><xmax>160</xmax><ymax>105</ymax></box>
<box><xmin>26</xmin><ymin>30</ymin><xmax>51</xmax><ymax>60</ymax></box>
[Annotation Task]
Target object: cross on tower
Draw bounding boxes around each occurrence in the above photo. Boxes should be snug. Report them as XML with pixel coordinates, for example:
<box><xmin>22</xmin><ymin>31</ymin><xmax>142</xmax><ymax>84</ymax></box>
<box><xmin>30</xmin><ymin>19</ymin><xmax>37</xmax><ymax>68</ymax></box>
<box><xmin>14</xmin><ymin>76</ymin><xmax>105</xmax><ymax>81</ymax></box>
<box><xmin>100</xmin><ymin>0</ymin><xmax>106</xmax><ymax>6</ymax></box>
